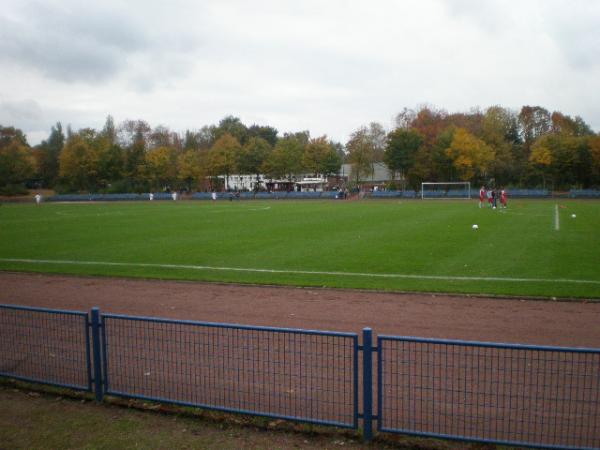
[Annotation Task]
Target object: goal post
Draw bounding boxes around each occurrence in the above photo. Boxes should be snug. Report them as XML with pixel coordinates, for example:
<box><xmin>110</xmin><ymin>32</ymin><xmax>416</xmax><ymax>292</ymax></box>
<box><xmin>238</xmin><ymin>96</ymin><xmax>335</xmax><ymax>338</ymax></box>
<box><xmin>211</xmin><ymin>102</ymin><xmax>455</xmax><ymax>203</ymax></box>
<box><xmin>421</xmin><ymin>182</ymin><xmax>471</xmax><ymax>200</ymax></box>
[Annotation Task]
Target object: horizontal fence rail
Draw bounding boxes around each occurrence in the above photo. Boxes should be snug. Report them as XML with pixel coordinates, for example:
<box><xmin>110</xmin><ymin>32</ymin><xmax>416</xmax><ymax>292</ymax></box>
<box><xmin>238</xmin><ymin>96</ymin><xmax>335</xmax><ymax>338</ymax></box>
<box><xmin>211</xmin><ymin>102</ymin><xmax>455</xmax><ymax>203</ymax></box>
<box><xmin>377</xmin><ymin>336</ymin><xmax>600</xmax><ymax>449</ymax></box>
<box><xmin>0</xmin><ymin>304</ymin><xmax>91</xmax><ymax>391</ymax></box>
<box><xmin>101</xmin><ymin>314</ymin><xmax>359</xmax><ymax>428</ymax></box>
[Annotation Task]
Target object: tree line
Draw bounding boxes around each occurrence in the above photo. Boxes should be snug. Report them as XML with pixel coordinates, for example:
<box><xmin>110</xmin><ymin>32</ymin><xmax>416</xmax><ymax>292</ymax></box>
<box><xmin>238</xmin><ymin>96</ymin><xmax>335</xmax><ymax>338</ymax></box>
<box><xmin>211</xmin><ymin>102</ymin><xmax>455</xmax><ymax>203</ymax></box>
<box><xmin>1</xmin><ymin>105</ymin><xmax>600</xmax><ymax>195</ymax></box>
<box><xmin>381</xmin><ymin>106</ymin><xmax>600</xmax><ymax>191</ymax></box>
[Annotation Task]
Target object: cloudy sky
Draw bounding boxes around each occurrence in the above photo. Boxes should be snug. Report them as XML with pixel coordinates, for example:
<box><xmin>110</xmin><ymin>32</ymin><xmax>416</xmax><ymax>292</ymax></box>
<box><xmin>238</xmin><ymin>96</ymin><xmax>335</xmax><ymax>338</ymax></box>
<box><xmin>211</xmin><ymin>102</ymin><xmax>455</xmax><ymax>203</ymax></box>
<box><xmin>1</xmin><ymin>0</ymin><xmax>599</xmax><ymax>145</ymax></box>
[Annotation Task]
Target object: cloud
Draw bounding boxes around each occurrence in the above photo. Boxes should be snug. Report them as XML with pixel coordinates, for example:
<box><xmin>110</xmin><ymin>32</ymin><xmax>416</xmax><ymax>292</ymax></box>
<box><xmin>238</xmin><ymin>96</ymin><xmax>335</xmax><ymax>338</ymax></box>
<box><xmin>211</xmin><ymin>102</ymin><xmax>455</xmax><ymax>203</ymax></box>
<box><xmin>0</xmin><ymin>99</ymin><xmax>48</xmax><ymax>144</ymax></box>
<box><xmin>0</xmin><ymin>0</ymin><xmax>203</xmax><ymax>84</ymax></box>
<box><xmin>543</xmin><ymin>3</ymin><xmax>600</xmax><ymax>70</ymax></box>
<box><xmin>0</xmin><ymin>0</ymin><xmax>599</xmax><ymax>145</ymax></box>
<box><xmin>0</xmin><ymin>3</ymin><xmax>141</xmax><ymax>82</ymax></box>
<box><xmin>0</xmin><ymin>99</ymin><xmax>43</xmax><ymax>127</ymax></box>
<box><xmin>442</xmin><ymin>0</ymin><xmax>513</xmax><ymax>34</ymax></box>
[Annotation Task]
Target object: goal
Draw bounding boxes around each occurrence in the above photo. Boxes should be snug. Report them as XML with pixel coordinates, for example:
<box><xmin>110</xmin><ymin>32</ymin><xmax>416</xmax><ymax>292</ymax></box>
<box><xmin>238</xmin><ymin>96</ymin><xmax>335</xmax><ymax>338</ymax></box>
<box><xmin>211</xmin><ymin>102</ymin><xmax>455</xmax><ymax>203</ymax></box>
<box><xmin>421</xmin><ymin>182</ymin><xmax>471</xmax><ymax>199</ymax></box>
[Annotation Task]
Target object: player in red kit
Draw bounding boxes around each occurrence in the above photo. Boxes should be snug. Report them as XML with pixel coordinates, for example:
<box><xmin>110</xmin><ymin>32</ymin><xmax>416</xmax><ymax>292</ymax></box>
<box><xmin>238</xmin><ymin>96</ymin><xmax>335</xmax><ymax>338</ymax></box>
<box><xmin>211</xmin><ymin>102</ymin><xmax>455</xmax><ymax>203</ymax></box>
<box><xmin>500</xmin><ymin>188</ymin><xmax>507</xmax><ymax>208</ymax></box>
<box><xmin>479</xmin><ymin>186</ymin><xmax>486</xmax><ymax>208</ymax></box>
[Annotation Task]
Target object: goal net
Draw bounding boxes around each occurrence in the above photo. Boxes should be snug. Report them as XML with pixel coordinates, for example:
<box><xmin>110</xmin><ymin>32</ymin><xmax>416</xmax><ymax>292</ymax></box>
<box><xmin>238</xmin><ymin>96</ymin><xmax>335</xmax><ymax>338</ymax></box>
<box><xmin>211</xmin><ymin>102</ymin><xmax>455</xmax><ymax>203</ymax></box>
<box><xmin>421</xmin><ymin>182</ymin><xmax>471</xmax><ymax>199</ymax></box>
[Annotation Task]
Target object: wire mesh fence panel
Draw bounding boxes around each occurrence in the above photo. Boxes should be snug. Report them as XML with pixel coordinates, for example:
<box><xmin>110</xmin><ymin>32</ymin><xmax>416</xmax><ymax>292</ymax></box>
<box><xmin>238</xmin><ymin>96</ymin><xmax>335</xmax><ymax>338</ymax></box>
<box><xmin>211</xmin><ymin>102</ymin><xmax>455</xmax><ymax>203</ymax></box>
<box><xmin>378</xmin><ymin>337</ymin><xmax>600</xmax><ymax>449</ymax></box>
<box><xmin>102</xmin><ymin>314</ymin><xmax>358</xmax><ymax>428</ymax></box>
<box><xmin>0</xmin><ymin>305</ymin><xmax>91</xmax><ymax>390</ymax></box>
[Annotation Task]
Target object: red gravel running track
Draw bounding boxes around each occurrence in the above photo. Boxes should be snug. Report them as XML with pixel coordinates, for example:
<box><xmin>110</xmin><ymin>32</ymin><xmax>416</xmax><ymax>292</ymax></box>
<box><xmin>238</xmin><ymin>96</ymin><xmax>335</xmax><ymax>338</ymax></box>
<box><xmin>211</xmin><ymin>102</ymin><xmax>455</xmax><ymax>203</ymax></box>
<box><xmin>2</xmin><ymin>271</ymin><xmax>599</xmax><ymax>346</ymax></box>
<box><xmin>2</xmin><ymin>272</ymin><xmax>600</xmax><ymax>446</ymax></box>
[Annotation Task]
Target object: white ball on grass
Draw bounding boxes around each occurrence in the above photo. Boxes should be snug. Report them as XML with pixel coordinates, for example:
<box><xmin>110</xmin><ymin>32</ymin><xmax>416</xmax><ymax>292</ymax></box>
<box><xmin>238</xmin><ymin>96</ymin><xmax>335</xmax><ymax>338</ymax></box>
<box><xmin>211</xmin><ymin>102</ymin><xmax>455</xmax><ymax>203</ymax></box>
<box><xmin>472</xmin><ymin>224</ymin><xmax>479</xmax><ymax>230</ymax></box>
<box><xmin>571</xmin><ymin>214</ymin><xmax>576</xmax><ymax>218</ymax></box>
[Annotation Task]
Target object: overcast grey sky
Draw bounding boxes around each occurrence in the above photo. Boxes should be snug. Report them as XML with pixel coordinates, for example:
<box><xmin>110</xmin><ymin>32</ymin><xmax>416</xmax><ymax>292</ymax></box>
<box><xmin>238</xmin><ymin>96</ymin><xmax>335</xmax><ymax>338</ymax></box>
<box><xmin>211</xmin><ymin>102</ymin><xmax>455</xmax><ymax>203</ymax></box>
<box><xmin>1</xmin><ymin>0</ymin><xmax>599</xmax><ymax>145</ymax></box>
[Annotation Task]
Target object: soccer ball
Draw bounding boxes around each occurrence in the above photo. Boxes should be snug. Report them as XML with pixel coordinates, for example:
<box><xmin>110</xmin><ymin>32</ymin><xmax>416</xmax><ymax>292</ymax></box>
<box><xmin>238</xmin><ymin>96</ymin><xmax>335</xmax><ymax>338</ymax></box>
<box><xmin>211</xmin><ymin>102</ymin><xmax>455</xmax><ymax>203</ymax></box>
<box><xmin>571</xmin><ymin>214</ymin><xmax>576</xmax><ymax>218</ymax></box>
<box><xmin>472</xmin><ymin>224</ymin><xmax>479</xmax><ymax>230</ymax></box>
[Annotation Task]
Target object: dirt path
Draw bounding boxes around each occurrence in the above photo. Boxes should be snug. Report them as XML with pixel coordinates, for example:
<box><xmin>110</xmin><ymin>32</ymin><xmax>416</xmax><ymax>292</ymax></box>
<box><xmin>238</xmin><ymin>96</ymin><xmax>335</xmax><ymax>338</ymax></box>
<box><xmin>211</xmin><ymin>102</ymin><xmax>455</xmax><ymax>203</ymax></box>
<box><xmin>2</xmin><ymin>271</ymin><xmax>599</xmax><ymax>347</ymax></box>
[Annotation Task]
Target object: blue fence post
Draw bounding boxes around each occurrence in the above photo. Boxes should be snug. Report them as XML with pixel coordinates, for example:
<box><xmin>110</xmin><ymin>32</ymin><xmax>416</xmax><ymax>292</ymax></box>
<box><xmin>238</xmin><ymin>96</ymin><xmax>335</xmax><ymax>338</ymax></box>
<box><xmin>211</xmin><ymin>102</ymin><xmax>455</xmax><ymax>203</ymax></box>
<box><xmin>362</xmin><ymin>327</ymin><xmax>373</xmax><ymax>442</ymax></box>
<box><xmin>91</xmin><ymin>307</ymin><xmax>104</xmax><ymax>402</ymax></box>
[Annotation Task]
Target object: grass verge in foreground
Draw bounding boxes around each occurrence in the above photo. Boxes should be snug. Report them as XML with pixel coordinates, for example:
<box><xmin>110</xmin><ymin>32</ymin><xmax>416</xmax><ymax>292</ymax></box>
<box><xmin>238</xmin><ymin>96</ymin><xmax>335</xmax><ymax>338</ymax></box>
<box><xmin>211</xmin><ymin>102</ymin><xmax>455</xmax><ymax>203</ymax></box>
<box><xmin>0</xmin><ymin>199</ymin><xmax>598</xmax><ymax>298</ymax></box>
<box><xmin>0</xmin><ymin>380</ymin><xmax>463</xmax><ymax>450</ymax></box>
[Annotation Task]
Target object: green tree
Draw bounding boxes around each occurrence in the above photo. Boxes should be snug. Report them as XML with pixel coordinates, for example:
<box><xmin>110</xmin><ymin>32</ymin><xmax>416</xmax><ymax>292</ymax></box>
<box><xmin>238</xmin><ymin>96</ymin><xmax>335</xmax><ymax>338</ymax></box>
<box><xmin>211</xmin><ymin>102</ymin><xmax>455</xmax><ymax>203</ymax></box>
<box><xmin>0</xmin><ymin>125</ymin><xmax>28</xmax><ymax>148</ymax></box>
<box><xmin>207</xmin><ymin>134</ymin><xmax>241</xmax><ymax>189</ymax></box>
<box><xmin>262</xmin><ymin>136</ymin><xmax>305</xmax><ymax>182</ymax></box>
<box><xmin>321</xmin><ymin>144</ymin><xmax>343</xmax><ymax>177</ymax></box>
<box><xmin>144</xmin><ymin>146</ymin><xmax>178</xmax><ymax>190</ymax></box>
<box><xmin>118</xmin><ymin>120</ymin><xmax>151</xmax><ymax>148</ymax></box>
<box><xmin>247</xmin><ymin>124</ymin><xmax>278</xmax><ymax>147</ymax></box>
<box><xmin>481</xmin><ymin>106</ymin><xmax>517</xmax><ymax>185</ymax></box>
<box><xmin>184</xmin><ymin>128</ymin><xmax>216</xmax><ymax>151</ymax></box>
<box><xmin>0</xmin><ymin>140</ymin><xmax>36</xmax><ymax>191</ymax></box>
<box><xmin>101</xmin><ymin>115</ymin><xmax>117</xmax><ymax>145</ymax></box>
<box><xmin>149</xmin><ymin>125</ymin><xmax>182</xmax><ymax>150</ymax></box>
<box><xmin>178</xmin><ymin>149</ymin><xmax>207</xmax><ymax>191</ymax></box>
<box><xmin>346</xmin><ymin>126</ymin><xmax>375</xmax><ymax>187</ymax></box>
<box><xmin>518</xmin><ymin>106</ymin><xmax>551</xmax><ymax>150</ymax></box>
<box><xmin>529</xmin><ymin>134</ymin><xmax>593</xmax><ymax>189</ymax></box>
<box><xmin>589</xmin><ymin>136</ymin><xmax>600</xmax><ymax>185</ymax></box>
<box><xmin>384</xmin><ymin>128</ymin><xmax>423</xmax><ymax>189</ymax></box>
<box><xmin>118</xmin><ymin>120</ymin><xmax>151</xmax><ymax>189</ymax></box>
<box><xmin>550</xmin><ymin>135</ymin><xmax>592</xmax><ymax>189</ymax></box>
<box><xmin>529</xmin><ymin>136</ymin><xmax>553</xmax><ymax>188</ymax></box>
<box><xmin>283</xmin><ymin>131</ymin><xmax>310</xmax><ymax>146</ymax></box>
<box><xmin>95</xmin><ymin>137</ymin><xmax>124</xmax><ymax>188</ymax></box>
<box><xmin>125</xmin><ymin>139</ymin><xmax>147</xmax><ymax>189</ymax></box>
<box><xmin>570</xmin><ymin>137</ymin><xmax>593</xmax><ymax>188</ymax></box>
<box><xmin>367</xmin><ymin>122</ymin><xmax>387</xmax><ymax>161</ymax></box>
<box><xmin>237</xmin><ymin>137</ymin><xmax>272</xmax><ymax>189</ymax></box>
<box><xmin>59</xmin><ymin>134</ymin><xmax>96</xmax><ymax>191</ymax></box>
<box><xmin>303</xmin><ymin>136</ymin><xmax>341</xmax><ymax>177</ymax></box>
<box><xmin>37</xmin><ymin>122</ymin><xmax>65</xmax><ymax>187</ymax></box>
<box><xmin>214</xmin><ymin>116</ymin><xmax>248</xmax><ymax>144</ymax></box>
<box><xmin>58</xmin><ymin>129</ymin><xmax>123</xmax><ymax>192</ymax></box>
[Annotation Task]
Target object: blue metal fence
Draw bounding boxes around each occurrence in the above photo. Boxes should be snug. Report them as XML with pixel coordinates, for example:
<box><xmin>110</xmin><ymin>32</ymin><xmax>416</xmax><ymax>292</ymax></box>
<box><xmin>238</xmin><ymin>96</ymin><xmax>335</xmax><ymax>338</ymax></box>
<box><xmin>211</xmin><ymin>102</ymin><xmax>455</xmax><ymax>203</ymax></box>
<box><xmin>570</xmin><ymin>189</ymin><xmax>600</xmax><ymax>198</ymax></box>
<box><xmin>0</xmin><ymin>304</ymin><xmax>91</xmax><ymax>391</ymax></box>
<box><xmin>1</xmin><ymin>303</ymin><xmax>599</xmax><ymax>448</ymax></box>
<box><xmin>100</xmin><ymin>313</ymin><xmax>358</xmax><ymax>428</ymax></box>
<box><xmin>377</xmin><ymin>336</ymin><xmax>600</xmax><ymax>449</ymax></box>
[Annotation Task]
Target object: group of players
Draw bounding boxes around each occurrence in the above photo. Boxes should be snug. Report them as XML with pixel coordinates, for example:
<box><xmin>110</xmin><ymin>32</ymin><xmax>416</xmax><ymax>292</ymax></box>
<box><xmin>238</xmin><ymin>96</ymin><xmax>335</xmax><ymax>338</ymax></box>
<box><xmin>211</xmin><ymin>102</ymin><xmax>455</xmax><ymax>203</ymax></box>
<box><xmin>479</xmin><ymin>186</ymin><xmax>507</xmax><ymax>209</ymax></box>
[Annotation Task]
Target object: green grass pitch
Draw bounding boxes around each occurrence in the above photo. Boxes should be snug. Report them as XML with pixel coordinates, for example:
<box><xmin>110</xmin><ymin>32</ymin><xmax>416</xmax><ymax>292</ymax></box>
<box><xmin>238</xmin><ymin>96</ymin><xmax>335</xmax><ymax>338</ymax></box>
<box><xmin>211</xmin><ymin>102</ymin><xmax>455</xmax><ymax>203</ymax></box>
<box><xmin>0</xmin><ymin>199</ymin><xmax>599</xmax><ymax>298</ymax></box>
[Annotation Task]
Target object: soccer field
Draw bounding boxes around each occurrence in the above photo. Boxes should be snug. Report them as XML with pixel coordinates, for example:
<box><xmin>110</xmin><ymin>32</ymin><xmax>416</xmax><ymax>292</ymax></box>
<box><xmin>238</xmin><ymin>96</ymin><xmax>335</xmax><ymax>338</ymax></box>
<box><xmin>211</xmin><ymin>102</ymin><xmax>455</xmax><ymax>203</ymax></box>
<box><xmin>0</xmin><ymin>199</ymin><xmax>599</xmax><ymax>298</ymax></box>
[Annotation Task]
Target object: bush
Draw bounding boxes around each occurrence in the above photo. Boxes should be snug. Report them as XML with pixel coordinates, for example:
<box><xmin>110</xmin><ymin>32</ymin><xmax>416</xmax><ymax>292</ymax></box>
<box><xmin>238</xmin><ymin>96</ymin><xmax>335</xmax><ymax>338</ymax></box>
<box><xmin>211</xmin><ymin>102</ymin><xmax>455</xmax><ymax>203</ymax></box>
<box><xmin>0</xmin><ymin>184</ymin><xmax>29</xmax><ymax>196</ymax></box>
<box><xmin>385</xmin><ymin>181</ymin><xmax>401</xmax><ymax>191</ymax></box>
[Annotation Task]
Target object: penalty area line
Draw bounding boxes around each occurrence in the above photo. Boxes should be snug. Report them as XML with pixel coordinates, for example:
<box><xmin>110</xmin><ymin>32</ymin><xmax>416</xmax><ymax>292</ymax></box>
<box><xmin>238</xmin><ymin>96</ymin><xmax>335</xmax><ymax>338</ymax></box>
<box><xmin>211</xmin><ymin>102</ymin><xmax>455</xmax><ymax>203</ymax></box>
<box><xmin>1</xmin><ymin>258</ymin><xmax>600</xmax><ymax>286</ymax></box>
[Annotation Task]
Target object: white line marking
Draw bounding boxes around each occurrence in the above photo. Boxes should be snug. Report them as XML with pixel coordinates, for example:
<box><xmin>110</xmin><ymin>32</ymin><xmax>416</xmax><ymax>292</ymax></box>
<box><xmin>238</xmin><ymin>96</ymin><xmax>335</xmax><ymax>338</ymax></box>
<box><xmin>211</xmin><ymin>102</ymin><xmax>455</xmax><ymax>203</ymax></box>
<box><xmin>203</xmin><ymin>206</ymin><xmax>272</xmax><ymax>213</ymax></box>
<box><xmin>55</xmin><ymin>211</ymin><xmax>125</xmax><ymax>217</ymax></box>
<box><xmin>554</xmin><ymin>204</ymin><xmax>560</xmax><ymax>231</ymax></box>
<box><xmin>1</xmin><ymin>258</ymin><xmax>599</xmax><ymax>285</ymax></box>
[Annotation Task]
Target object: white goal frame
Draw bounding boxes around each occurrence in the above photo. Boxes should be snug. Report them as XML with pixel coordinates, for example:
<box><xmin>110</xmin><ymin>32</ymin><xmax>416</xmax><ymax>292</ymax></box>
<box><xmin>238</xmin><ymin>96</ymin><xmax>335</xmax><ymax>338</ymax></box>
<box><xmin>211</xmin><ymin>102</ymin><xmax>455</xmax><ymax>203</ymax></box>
<box><xmin>421</xmin><ymin>182</ymin><xmax>471</xmax><ymax>200</ymax></box>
